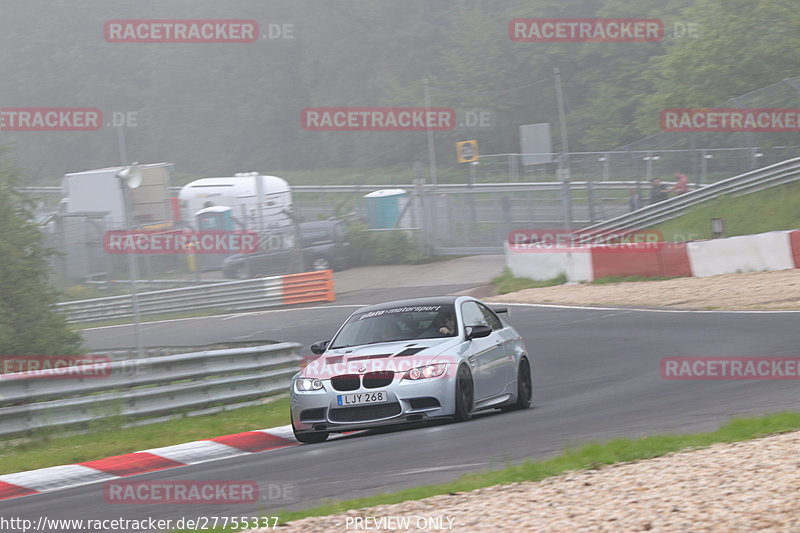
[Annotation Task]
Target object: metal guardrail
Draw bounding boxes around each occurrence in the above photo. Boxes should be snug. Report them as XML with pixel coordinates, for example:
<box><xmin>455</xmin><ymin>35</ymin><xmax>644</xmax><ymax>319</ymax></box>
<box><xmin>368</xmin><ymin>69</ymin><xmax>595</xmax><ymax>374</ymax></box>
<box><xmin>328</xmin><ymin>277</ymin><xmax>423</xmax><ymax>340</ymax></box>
<box><xmin>84</xmin><ymin>279</ymin><xmax>231</xmax><ymax>289</ymax></box>
<box><xmin>56</xmin><ymin>270</ymin><xmax>335</xmax><ymax>323</ymax></box>
<box><xmin>0</xmin><ymin>343</ymin><xmax>301</xmax><ymax>438</ymax></box>
<box><xmin>575</xmin><ymin>157</ymin><xmax>800</xmax><ymax>242</ymax></box>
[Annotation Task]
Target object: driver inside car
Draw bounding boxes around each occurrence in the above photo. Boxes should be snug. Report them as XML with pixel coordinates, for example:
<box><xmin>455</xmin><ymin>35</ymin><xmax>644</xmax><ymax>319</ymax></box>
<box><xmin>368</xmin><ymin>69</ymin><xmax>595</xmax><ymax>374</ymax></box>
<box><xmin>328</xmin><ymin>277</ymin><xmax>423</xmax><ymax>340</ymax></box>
<box><xmin>418</xmin><ymin>311</ymin><xmax>457</xmax><ymax>338</ymax></box>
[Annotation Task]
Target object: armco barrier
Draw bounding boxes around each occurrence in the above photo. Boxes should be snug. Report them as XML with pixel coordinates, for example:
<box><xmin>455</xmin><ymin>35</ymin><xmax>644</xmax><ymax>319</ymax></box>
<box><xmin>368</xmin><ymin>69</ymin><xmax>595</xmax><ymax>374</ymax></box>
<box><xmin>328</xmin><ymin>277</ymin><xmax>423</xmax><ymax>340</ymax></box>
<box><xmin>576</xmin><ymin>157</ymin><xmax>800</xmax><ymax>241</ymax></box>
<box><xmin>507</xmin><ymin>230</ymin><xmax>799</xmax><ymax>282</ymax></box>
<box><xmin>57</xmin><ymin>270</ymin><xmax>335</xmax><ymax>323</ymax></box>
<box><xmin>0</xmin><ymin>343</ymin><xmax>302</xmax><ymax>438</ymax></box>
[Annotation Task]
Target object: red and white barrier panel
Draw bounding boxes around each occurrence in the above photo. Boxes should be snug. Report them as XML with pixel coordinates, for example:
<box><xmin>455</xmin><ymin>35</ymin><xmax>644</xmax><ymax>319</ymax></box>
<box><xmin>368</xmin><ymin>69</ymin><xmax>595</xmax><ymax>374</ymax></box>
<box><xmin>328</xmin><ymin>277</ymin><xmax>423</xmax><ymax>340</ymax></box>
<box><xmin>506</xmin><ymin>229</ymin><xmax>800</xmax><ymax>282</ymax></box>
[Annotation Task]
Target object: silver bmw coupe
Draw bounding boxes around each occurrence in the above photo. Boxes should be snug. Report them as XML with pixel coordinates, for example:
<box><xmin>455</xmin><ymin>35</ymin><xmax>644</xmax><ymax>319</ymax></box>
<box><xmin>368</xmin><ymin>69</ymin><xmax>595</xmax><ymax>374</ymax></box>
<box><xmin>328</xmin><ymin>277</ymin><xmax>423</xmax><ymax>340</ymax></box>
<box><xmin>290</xmin><ymin>296</ymin><xmax>532</xmax><ymax>443</ymax></box>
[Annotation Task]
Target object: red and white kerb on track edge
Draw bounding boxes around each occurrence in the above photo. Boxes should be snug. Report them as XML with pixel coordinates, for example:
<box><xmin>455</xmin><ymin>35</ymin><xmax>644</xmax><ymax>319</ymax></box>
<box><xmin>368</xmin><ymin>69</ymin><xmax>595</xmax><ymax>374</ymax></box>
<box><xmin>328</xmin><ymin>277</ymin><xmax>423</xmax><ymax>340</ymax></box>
<box><xmin>0</xmin><ymin>426</ymin><xmax>319</xmax><ymax>502</ymax></box>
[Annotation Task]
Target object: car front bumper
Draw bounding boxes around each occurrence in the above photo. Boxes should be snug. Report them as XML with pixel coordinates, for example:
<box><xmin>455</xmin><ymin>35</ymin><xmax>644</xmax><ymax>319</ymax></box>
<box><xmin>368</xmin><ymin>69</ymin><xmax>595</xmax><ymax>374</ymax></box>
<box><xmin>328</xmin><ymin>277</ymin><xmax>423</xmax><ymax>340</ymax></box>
<box><xmin>290</xmin><ymin>372</ymin><xmax>457</xmax><ymax>434</ymax></box>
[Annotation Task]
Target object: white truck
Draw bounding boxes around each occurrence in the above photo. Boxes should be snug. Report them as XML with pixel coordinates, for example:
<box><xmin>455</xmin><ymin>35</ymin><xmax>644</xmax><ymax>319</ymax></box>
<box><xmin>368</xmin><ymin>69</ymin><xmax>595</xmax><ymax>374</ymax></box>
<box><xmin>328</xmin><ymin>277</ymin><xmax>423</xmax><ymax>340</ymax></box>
<box><xmin>178</xmin><ymin>173</ymin><xmax>293</xmax><ymax>231</ymax></box>
<box><xmin>60</xmin><ymin>163</ymin><xmax>175</xmax><ymax>228</ymax></box>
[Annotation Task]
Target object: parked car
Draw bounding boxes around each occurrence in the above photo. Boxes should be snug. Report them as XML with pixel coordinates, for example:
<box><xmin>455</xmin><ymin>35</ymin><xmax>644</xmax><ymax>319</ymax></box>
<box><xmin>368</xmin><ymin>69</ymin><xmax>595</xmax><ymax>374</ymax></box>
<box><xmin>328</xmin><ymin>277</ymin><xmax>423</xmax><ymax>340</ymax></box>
<box><xmin>221</xmin><ymin>220</ymin><xmax>352</xmax><ymax>278</ymax></box>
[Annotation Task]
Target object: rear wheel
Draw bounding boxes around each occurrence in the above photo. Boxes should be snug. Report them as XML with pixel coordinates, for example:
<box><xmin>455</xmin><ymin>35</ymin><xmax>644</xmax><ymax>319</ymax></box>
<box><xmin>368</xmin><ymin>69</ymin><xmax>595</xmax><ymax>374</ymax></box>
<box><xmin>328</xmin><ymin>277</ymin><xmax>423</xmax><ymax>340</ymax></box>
<box><xmin>503</xmin><ymin>357</ymin><xmax>532</xmax><ymax>411</ymax></box>
<box><xmin>453</xmin><ymin>364</ymin><xmax>474</xmax><ymax>422</ymax></box>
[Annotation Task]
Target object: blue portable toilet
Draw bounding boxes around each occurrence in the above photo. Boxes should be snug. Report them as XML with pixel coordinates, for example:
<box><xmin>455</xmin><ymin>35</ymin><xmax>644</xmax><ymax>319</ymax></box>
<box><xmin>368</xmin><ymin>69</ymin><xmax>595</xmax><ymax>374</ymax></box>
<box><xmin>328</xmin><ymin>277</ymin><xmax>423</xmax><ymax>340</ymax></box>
<box><xmin>195</xmin><ymin>206</ymin><xmax>237</xmax><ymax>271</ymax></box>
<box><xmin>195</xmin><ymin>206</ymin><xmax>235</xmax><ymax>231</ymax></box>
<box><xmin>364</xmin><ymin>189</ymin><xmax>409</xmax><ymax>229</ymax></box>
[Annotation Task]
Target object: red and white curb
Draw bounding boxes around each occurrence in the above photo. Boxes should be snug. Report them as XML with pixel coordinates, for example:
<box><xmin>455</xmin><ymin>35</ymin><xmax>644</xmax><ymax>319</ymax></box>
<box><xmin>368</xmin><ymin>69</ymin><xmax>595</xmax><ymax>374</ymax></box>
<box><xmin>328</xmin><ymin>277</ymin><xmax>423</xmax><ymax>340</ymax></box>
<box><xmin>506</xmin><ymin>228</ymin><xmax>800</xmax><ymax>282</ymax></box>
<box><xmin>0</xmin><ymin>425</ymin><xmax>328</xmax><ymax>502</ymax></box>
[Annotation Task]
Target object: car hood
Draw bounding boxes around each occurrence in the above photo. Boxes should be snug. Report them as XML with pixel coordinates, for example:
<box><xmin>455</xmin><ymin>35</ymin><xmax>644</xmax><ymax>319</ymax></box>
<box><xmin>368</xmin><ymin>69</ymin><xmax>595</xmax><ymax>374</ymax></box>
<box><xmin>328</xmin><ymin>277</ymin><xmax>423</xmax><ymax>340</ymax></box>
<box><xmin>301</xmin><ymin>338</ymin><xmax>462</xmax><ymax>378</ymax></box>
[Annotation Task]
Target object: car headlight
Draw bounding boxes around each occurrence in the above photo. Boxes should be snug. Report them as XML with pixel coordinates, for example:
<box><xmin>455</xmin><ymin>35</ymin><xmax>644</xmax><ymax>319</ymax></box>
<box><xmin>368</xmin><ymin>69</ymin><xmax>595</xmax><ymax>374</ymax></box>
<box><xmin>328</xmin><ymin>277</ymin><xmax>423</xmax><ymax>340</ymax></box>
<box><xmin>295</xmin><ymin>378</ymin><xmax>324</xmax><ymax>391</ymax></box>
<box><xmin>403</xmin><ymin>364</ymin><xmax>447</xmax><ymax>380</ymax></box>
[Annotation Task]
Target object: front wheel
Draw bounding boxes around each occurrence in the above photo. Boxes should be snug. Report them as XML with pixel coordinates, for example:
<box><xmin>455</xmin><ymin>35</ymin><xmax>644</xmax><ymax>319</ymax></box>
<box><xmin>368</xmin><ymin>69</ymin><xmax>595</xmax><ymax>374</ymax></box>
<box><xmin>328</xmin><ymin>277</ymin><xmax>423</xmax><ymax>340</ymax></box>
<box><xmin>453</xmin><ymin>364</ymin><xmax>474</xmax><ymax>422</ymax></box>
<box><xmin>310</xmin><ymin>255</ymin><xmax>331</xmax><ymax>271</ymax></box>
<box><xmin>502</xmin><ymin>357</ymin><xmax>532</xmax><ymax>411</ymax></box>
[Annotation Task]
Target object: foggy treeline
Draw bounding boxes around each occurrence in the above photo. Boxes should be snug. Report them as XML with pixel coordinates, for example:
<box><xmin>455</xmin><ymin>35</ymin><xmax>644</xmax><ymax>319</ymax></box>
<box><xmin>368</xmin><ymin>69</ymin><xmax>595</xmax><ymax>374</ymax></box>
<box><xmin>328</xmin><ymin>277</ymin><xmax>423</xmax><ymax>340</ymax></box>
<box><xmin>0</xmin><ymin>0</ymin><xmax>797</xmax><ymax>182</ymax></box>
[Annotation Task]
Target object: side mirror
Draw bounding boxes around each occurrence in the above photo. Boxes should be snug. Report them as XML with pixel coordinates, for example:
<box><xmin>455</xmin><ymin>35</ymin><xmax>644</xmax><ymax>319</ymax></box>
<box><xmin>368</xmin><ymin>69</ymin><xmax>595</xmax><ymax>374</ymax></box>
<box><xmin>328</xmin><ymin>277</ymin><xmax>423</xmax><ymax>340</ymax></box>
<box><xmin>310</xmin><ymin>340</ymin><xmax>330</xmax><ymax>355</ymax></box>
<box><xmin>492</xmin><ymin>307</ymin><xmax>508</xmax><ymax>314</ymax></box>
<box><xmin>465</xmin><ymin>325</ymin><xmax>492</xmax><ymax>340</ymax></box>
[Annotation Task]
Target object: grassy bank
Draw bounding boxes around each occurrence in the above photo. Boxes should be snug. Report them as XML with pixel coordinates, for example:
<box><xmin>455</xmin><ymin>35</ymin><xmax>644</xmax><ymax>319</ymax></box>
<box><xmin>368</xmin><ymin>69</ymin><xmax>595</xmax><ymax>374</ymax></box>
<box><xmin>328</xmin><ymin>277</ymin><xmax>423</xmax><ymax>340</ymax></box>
<box><xmin>0</xmin><ymin>398</ymin><xmax>291</xmax><ymax>475</ymax></box>
<box><xmin>652</xmin><ymin>180</ymin><xmax>800</xmax><ymax>241</ymax></box>
<box><xmin>491</xmin><ymin>269</ymin><xmax>567</xmax><ymax>294</ymax></box>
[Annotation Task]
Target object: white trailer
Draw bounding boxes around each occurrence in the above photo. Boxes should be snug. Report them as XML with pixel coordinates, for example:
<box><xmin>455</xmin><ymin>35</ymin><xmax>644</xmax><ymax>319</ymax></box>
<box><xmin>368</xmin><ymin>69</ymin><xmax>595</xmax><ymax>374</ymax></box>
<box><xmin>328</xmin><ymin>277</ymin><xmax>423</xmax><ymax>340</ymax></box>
<box><xmin>178</xmin><ymin>173</ymin><xmax>292</xmax><ymax>231</ymax></box>
<box><xmin>61</xmin><ymin>163</ymin><xmax>174</xmax><ymax>229</ymax></box>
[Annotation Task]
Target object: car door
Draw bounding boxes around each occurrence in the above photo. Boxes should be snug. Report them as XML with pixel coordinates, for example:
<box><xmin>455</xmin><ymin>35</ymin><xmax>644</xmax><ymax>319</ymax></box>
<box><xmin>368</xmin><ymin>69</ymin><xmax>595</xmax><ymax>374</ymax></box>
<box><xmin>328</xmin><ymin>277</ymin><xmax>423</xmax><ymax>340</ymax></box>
<box><xmin>460</xmin><ymin>301</ymin><xmax>507</xmax><ymax>401</ymax></box>
<box><xmin>333</xmin><ymin>222</ymin><xmax>352</xmax><ymax>268</ymax></box>
<box><xmin>477</xmin><ymin>303</ymin><xmax>516</xmax><ymax>394</ymax></box>
<box><xmin>251</xmin><ymin>231</ymin><xmax>293</xmax><ymax>276</ymax></box>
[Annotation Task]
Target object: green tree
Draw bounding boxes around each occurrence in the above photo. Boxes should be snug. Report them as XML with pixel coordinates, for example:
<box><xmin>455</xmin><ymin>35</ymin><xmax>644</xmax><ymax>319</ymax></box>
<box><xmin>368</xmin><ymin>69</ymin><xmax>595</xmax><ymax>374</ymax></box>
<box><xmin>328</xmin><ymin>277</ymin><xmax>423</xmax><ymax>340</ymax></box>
<box><xmin>0</xmin><ymin>159</ymin><xmax>83</xmax><ymax>355</ymax></box>
<box><xmin>635</xmin><ymin>0</ymin><xmax>800</xmax><ymax>133</ymax></box>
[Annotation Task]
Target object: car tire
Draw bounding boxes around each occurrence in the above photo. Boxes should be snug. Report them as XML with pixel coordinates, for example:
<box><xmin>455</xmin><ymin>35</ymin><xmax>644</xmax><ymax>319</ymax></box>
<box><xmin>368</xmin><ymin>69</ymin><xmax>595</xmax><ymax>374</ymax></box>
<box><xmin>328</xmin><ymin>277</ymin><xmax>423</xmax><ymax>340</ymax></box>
<box><xmin>502</xmin><ymin>357</ymin><xmax>532</xmax><ymax>411</ymax></box>
<box><xmin>310</xmin><ymin>255</ymin><xmax>331</xmax><ymax>271</ymax></box>
<box><xmin>291</xmin><ymin>413</ymin><xmax>329</xmax><ymax>444</ymax></box>
<box><xmin>232</xmin><ymin>264</ymin><xmax>249</xmax><ymax>280</ymax></box>
<box><xmin>453</xmin><ymin>364</ymin><xmax>474</xmax><ymax>422</ymax></box>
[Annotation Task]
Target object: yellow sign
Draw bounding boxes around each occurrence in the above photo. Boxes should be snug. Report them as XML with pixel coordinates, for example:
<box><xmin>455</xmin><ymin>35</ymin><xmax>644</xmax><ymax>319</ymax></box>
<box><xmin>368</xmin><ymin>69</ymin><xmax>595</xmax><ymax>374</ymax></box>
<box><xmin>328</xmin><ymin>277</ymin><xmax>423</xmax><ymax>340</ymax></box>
<box><xmin>456</xmin><ymin>140</ymin><xmax>479</xmax><ymax>163</ymax></box>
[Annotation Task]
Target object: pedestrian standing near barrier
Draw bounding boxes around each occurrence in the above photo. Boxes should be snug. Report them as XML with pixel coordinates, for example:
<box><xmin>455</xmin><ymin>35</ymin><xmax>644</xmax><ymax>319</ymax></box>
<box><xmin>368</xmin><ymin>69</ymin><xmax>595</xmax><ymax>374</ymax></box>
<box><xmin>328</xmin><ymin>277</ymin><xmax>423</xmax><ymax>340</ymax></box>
<box><xmin>628</xmin><ymin>188</ymin><xmax>643</xmax><ymax>211</ymax></box>
<box><xmin>649</xmin><ymin>178</ymin><xmax>669</xmax><ymax>205</ymax></box>
<box><xmin>671</xmin><ymin>172</ymin><xmax>690</xmax><ymax>196</ymax></box>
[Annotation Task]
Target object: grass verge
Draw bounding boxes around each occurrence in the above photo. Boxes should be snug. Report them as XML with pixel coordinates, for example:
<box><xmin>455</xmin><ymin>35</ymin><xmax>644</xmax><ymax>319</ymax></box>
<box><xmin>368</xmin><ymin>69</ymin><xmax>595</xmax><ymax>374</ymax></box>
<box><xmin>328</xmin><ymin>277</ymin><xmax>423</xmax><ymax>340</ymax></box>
<box><xmin>0</xmin><ymin>398</ymin><xmax>290</xmax><ymax>476</ymax></box>
<box><xmin>590</xmin><ymin>275</ymin><xmax>683</xmax><ymax>284</ymax></box>
<box><xmin>491</xmin><ymin>268</ymin><xmax>567</xmax><ymax>294</ymax></box>
<box><xmin>174</xmin><ymin>411</ymin><xmax>800</xmax><ymax>531</ymax></box>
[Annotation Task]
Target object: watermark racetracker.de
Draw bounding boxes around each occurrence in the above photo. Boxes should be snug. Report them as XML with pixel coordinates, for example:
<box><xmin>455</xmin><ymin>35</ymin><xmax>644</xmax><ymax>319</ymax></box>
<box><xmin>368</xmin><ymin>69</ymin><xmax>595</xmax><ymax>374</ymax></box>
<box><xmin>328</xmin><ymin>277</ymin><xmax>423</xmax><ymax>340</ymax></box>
<box><xmin>301</xmin><ymin>107</ymin><xmax>456</xmax><ymax>131</ymax></box>
<box><xmin>103</xmin><ymin>19</ymin><xmax>294</xmax><ymax>42</ymax></box>
<box><xmin>103</xmin><ymin>230</ymin><xmax>259</xmax><ymax>255</ymax></box>
<box><xmin>661</xmin><ymin>357</ymin><xmax>800</xmax><ymax>380</ymax></box>
<box><xmin>0</xmin><ymin>108</ymin><xmax>139</xmax><ymax>131</ymax></box>
<box><xmin>507</xmin><ymin>228</ymin><xmax>666</xmax><ymax>252</ymax></box>
<box><xmin>509</xmin><ymin>18</ymin><xmax>664</xmax><ymax>42</ymax></box>
<box><xmin>0</xmin><ymin>355</ymin><xmax>111</xmax><ymax>379</ymax></box>
<box><xmin>661</xmin><ymin>108</ymin><xmax>800</xmax><ymax>132</ymax></box>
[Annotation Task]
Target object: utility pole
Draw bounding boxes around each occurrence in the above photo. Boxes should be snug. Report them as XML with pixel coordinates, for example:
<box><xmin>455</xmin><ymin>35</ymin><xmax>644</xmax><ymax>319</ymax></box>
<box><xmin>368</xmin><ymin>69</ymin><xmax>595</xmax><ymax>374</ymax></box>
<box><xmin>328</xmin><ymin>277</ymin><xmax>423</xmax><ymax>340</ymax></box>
<box><xmin>423</xmin><ymin>79</ymin><xmax>438</xmax><ymax>187</ymax></box>
<box><xmin>554</xmin><ymin>68</ymin><xmax>572</xmax><ymax>231</ymax></box>
<box><xmin>116</xmin><ymin>163</ymin><xmax>144</xmax><ymax>359</ymax></box>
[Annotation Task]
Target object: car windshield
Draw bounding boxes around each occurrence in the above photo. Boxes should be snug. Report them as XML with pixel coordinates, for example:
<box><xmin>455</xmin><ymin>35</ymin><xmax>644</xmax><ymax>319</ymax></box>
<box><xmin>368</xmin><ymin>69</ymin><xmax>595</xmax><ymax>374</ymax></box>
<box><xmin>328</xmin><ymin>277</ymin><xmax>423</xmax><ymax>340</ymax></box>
<box><xmin>330</xmin><ymin>304</ymin><xmax>457</xmax><ymax>348</ymax></box>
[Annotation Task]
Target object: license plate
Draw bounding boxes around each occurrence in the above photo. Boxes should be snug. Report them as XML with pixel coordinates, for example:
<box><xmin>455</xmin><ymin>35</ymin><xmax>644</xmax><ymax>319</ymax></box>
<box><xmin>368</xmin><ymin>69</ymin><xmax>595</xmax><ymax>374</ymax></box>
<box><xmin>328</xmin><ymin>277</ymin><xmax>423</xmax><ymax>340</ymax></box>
<box><xmin>337</xmin><ymin>391</ymin><xmax>388</xmax><ymax>406</ymax></box>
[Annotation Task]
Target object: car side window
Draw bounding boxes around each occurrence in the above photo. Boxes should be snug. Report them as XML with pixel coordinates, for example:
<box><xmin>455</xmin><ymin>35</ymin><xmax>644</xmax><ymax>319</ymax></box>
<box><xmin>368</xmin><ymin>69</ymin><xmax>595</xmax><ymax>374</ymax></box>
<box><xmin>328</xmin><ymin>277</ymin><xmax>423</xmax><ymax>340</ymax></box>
<box><xmin>461</xmin><ymin>302</ymin><xmax>489</xmax><ymax>328</ymax></box>
<box><xmin>478</xmin><ymin>304</ymin><xmax>503</xmax><ymax>330</ymax></box>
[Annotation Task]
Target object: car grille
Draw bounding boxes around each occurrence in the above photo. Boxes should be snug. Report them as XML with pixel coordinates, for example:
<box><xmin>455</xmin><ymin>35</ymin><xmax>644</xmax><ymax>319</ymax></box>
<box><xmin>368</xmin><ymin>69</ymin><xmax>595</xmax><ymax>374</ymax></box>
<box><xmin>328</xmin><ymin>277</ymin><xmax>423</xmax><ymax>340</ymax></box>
<box><xmin>328</xmin><ymin>403</ymin><xmax>402</xmax><ymax>423</ymax></box>
<box><xmin>330</xmin><ymin>374</ymin><xmax>360</xmax><ymax>391</ymax></box>
<box><xmin>330</xmin><ymin>372</ymin><xmax>395</xmax><ymax>391</ymax></box>
<box><xmin>362</xmin><ymin>371</ymin><xmax>394</xmax><ymax>389</ymax></box>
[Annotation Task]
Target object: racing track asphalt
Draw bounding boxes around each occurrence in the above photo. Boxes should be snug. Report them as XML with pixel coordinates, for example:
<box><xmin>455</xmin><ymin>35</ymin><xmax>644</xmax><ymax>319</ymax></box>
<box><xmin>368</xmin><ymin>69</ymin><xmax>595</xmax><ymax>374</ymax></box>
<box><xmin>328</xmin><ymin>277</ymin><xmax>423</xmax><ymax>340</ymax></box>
<box><xmin>3</xmin><ymin>286</ymin><xmax>799</xmax><ymax>530</ymax></box>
